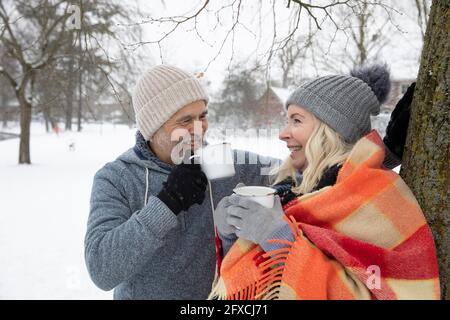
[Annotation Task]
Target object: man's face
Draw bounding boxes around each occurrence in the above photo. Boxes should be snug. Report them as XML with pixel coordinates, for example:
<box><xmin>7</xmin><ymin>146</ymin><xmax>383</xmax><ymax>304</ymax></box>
<box><xmin>149</xmin><ymin>100</ymin><xmax>208</xmax><ymax>164</ymax></box>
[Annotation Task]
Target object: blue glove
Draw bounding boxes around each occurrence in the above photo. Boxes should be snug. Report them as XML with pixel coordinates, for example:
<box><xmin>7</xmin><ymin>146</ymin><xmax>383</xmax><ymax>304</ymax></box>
<box><xmin>226</xmin><ymin>194</ymin><xmax>287</xmax><ymax>246</ymax></box>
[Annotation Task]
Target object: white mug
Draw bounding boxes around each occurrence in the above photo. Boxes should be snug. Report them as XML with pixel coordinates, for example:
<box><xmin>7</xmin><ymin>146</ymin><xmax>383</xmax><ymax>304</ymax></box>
<box><xmin>233</xmin><ymin>186</ymin><xmax>276</xmax><ymax>208</ymax></box>
<box><xmin>191</xmin><ymin>143</ymin><xmax>235</xmax><ymax>180</ymax></box>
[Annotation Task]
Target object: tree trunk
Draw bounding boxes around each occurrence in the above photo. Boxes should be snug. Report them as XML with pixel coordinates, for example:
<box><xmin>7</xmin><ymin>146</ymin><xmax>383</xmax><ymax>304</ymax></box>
<box><xmin>400</xmin><ymin>0</ymin><xmax>449</xmax><ymax>300</ymax></box>
<box><xmin>18</xmin><ymin>93</ymin><xmax>32</xmax><ymax>164</ymax></box>
<box><xmin>1</xmin><ymin>94</ymin><xmax>7</xmax><ymax>128</ymax></box>
<box><xmin>43</xmin><ymin>106</ymin><xmax>50</xmax><ymax>133</ymax></box>
<box><xmin>65</xmin><ymin>95</ymin><xmax>73</xmax><ymax>131</ymax></box>
<box><xmin>65</xmin><ymin>58</ymin><xmax>74</xmax><ymax>131</ymax></box>
<box><xmin>282</xmin><ymin>68</ymin><xmax>289</xmax><ymax>88</ymax></box>
<box><xmin>1</xmin><ymin>112</ymin><xmax>7</xmax><ymax>128</ymax></box>
<box><xmin>77</xmin><ymin>66</ymin><xmax>82</xmax><ymax>132</ymax></box>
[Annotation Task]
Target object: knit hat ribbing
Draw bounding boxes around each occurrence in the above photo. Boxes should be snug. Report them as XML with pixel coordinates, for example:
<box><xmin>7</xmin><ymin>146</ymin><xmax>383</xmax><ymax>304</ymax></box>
<box><xmin>132</xmin><ymin>65</ymin><xmax>209</xmax><ymax>140</ymax></box>
<box><xmin>285</xmin><ymin>64</ymin><xmax>391</xmax><ymax>143</ymax></box>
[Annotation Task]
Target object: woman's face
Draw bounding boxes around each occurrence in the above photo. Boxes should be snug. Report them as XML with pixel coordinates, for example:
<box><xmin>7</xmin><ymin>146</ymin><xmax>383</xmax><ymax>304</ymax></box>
<box><xmin>279</xmin><ymin>104</ymin><xmax>316</xmax><ymax>171</ymax></box>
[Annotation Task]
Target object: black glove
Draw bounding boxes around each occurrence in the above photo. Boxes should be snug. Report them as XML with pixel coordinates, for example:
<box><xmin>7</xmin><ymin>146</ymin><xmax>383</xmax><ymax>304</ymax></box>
<box><xmin>273</xmin><ymin>177</ymin><xmax>298</xmax><ymax>206</ymax></box>
<box><xmin>157</xmin><ymin>161</ymin><xmax>208</xmax><ymax>215</ymax></box>
<box><xmin>383</xmin><ymin>82</ymin><xmax>416</xmax><ymax>159</ymax></box>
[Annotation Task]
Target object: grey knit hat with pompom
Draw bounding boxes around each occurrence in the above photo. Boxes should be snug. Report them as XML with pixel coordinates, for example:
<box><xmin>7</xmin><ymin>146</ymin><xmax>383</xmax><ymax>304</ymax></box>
<box><xmin>285</xmin><ymin>64</ymin><xmax>391</xmax><ymax>143</ymax></box>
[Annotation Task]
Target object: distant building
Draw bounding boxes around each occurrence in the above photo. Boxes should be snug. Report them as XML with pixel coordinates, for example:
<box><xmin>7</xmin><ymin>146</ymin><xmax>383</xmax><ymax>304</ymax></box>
<box><xmin>253</xmin><ymin>86</ymin><xmax>290</xmax><ymax>127</ymax></box>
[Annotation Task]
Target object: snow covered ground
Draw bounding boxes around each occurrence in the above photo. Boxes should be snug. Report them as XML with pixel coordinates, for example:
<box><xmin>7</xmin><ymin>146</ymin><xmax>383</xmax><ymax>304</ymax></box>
<box><xmin>0</xmin><ymin>123</ymin><xmax>138</xmax><ymax>299</ymax></box>
<box><xmin>0</xmin><ymin>122</ymin><xmax>289</xmax><ymax>299</ymax></box>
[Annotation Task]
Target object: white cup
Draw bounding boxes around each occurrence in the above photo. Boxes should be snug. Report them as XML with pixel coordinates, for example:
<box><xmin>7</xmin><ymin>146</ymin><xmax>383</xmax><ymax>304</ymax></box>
<box><xmin>191</xmin><ymin>143</ymin><xmax>235</xmax><ymax>180</ymax></box>
<box><xmin>233</xmin><ymin>186</ymin><xmax>276</xmax><ymax>208</ymax></box>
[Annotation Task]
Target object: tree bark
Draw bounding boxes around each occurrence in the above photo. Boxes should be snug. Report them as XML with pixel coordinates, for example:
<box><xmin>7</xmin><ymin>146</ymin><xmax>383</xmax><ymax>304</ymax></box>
<box><xmin>400</xmin><ymin>0</ymin><xmax>449</xmax><ymax>300</ymax></box>
<box><xmin>77</xmin><ymin>62</ymin><xmax>82</xmax><ymax>132</ymax></box>
<box><xmin>18</xmin><ymin>93</ymin><xmax>32</xmax><ymax>164</ymax></box>
<box><xmin>1</xmin><ymin>112</ymin><xmax>7</xmax><ymax>128</ymax></box>
<box><xmin>77</xmin><ymin>26</ymin><xmax>83</xmax><ymax>132</ymax></box>
<box><xmin>65</xmin><ymin>57</ymin><xmax>75</xmax><ymax>131</ymax></box>
<box><xmin>1</xmin><ymin>92</ymin><xmax>7</xmax><ymax>128</ymax></box>
<box><xmin>43</xmin><ymin>105</ymin><xmax>51</xmax><ymax>133</ymax></box>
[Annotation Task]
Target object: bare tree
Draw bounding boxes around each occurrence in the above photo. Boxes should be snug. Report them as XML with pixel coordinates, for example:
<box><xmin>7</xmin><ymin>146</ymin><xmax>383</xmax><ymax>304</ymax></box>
<box><xmin>0</xmin><ymin>51</ymin><xmax>17</xmax><ymax>128</ymax></box>
<box><xmin>0</xmin><ymin>0</ymin><xmax>142</xmax><ymax>163</ymax></box>
<box><xmin>212</xmin><ymin>61</ymin><xmax>266</xmax><ymax>129</ymax></box>
<box><xmin>0</xmin><ymin>0</ymin><xmax>75</xmax><ymax>163</ymax></box>
<box><xmin>33</xmin><ymin>64</ymin><xmax>65</xmax><ymax>132</ymax></box>
<box><xmin>312</xmin><ymin>0</ymin><xmax>392</xmax><ymax>74</ymax></box>
<box><xmin>414</xmin><ymin>0</ymin><xmax>431</xmax><ymax>40</ymax></box>
<box><xmin>125</xmin><ymin>0</ymin><xmax>398</xmax><ymax>74</ymax></box>
<box><xmin>277</xmin><ymin>33</ymin><xmax>315</xmax><ymax>87</ymax></box>
<box><xmin>345</xmin><ymin>1</ymin><xmax>390</xmax><ymax>67</ymax></box>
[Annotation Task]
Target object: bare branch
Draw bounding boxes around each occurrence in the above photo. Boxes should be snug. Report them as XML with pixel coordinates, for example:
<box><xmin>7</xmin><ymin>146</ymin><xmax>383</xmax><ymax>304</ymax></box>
<box><xmin>0</xmin><ymin>68</ymin><xmax>18</xmax><ymax>90</ymax></box>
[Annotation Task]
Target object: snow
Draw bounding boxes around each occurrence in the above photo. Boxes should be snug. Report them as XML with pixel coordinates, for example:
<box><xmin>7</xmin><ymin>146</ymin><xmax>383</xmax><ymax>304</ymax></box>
<box><xmin>0</xmin><ymin>123</ymin><xmax>135</xmax><ymax>299</ymax></box>
<box><xmin>0</xmin><ymin>122</ymin><xmax>288</xmax><ymax>299</ymax></box>
<box><xmin>371</xmin><ymin>112</ymin><xmax>391</xmax><ymax>138</ymax></box>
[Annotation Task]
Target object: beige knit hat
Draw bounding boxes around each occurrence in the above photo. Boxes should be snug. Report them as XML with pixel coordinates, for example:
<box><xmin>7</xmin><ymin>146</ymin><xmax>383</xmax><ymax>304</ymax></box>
<box><xmin>132</xmin><ymin>65</ymin><xmax>209</xmax><ymax>140</ymax></box>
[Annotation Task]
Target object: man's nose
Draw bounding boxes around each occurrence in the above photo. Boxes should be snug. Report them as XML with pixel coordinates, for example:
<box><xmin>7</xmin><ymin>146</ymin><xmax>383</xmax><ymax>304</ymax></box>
<box><xmin>190</xmin><ymin>120</ymin><xmax>204</xmax><ymax>135</ymax></box>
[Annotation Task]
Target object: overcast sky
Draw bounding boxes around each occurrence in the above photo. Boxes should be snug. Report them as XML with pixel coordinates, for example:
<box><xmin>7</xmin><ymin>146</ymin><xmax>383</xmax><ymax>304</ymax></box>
<box><xmin>118</xmin><ymin>0</ymin><xmax>427</xmax><ymax>94</ymax></box>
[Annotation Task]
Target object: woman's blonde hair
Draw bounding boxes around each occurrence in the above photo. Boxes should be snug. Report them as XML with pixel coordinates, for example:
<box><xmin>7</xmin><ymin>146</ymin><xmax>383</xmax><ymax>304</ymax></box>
<box><xmin>272</xmin><ymin>116</ymin><xmax>354</xmax><ymax>194</ymax></box>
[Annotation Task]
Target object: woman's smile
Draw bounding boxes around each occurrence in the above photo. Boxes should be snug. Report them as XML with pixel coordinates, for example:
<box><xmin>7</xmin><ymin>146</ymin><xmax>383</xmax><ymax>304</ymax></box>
<box><xmin>288</xmin><ymin>145</ymin><xmax>303</xmax><ymax>158</ymax></box>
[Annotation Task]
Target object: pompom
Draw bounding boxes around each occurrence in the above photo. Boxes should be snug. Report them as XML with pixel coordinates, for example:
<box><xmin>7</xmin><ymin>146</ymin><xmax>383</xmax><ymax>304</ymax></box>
<box><xmin>350</xmin><ymin>64</ymin><xmax>391</xmax><ymax>104</ymax></box>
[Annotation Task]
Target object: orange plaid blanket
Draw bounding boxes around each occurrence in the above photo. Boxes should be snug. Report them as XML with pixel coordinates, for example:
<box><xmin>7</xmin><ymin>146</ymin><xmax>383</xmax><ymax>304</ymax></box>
<box><xmin>209</xmin><ymin>130</ymin><xmax>440</xmax><ymax>300</ymax></box>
